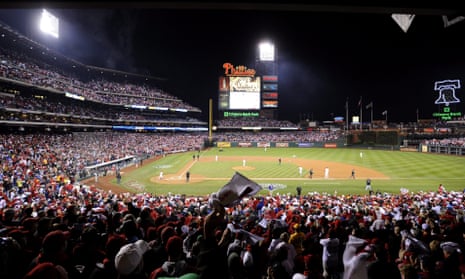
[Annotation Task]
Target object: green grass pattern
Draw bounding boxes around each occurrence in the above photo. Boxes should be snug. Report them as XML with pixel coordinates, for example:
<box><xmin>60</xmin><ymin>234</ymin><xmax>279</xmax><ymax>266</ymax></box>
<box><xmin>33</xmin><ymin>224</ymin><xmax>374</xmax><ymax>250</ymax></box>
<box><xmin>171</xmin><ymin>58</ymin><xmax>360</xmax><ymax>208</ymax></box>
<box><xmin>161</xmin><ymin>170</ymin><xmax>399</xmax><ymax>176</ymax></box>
<box><xmin>113</xmin><ymin>147</ymin><xmax>465</xmax><ymax>196</ymax></box>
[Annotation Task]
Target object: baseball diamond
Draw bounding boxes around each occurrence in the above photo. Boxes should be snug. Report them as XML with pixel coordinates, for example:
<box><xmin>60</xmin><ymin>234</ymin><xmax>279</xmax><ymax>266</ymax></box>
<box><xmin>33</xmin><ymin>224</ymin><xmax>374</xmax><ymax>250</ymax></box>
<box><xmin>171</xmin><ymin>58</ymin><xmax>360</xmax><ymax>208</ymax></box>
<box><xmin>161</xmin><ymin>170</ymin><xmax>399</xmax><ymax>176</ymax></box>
<box><xmin>90</xmin><ymin>147</ymin><xmax>465</xmax><ymax>196</ymax></box>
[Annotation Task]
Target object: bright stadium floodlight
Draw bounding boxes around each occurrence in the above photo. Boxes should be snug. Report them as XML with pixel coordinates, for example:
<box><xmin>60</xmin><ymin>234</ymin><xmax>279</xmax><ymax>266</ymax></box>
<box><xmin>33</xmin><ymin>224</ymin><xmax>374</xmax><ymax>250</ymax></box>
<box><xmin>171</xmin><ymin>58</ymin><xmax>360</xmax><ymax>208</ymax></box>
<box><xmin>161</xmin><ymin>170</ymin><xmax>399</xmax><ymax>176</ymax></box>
<box><xmin>40</xmin><ymin>9</ymin><xmax>59</xmax><ymax>38</ymax></box>
<box><xmin>259</xmin><ymin>42</ymin><xmax>275</xmax><ymax>61</ymax></box>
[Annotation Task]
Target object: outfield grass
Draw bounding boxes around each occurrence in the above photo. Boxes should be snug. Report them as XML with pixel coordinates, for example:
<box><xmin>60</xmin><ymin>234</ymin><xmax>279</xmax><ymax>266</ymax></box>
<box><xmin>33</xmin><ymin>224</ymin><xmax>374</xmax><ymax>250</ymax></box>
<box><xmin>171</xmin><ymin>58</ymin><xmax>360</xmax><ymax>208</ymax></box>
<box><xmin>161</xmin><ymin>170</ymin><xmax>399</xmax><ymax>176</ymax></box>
<box><xmin>114</xmin><ymin>147</ymin><xmax>465</xmax><ymax>196</ymax></box>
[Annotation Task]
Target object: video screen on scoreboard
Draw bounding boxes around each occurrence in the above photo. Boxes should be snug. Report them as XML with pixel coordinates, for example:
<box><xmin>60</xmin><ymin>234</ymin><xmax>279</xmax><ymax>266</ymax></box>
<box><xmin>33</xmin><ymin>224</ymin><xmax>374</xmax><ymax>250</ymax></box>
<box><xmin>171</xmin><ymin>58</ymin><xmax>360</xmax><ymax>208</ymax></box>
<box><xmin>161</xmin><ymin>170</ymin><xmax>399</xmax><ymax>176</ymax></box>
<box><xmin>218</xmin><ymin>76</ymin><xmax>261</xmax><ymax>110</ymax></box>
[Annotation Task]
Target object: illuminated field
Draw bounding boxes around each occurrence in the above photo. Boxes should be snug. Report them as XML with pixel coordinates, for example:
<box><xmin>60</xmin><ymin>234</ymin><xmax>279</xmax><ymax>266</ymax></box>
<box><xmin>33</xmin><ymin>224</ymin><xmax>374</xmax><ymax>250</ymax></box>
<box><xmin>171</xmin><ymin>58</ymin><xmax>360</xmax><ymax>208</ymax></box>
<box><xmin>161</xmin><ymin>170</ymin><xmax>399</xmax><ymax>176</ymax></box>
<box><xmin>101</xmin><ymin>147</ymin><xmax>465</xmax><ymax>196</ymax></box>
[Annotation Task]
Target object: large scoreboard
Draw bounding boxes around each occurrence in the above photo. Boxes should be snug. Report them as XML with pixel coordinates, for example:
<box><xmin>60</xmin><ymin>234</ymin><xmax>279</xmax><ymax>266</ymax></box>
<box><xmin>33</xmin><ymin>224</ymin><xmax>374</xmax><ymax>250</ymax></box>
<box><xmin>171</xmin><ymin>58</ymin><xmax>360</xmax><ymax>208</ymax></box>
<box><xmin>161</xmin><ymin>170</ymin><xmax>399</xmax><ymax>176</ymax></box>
<box><xmin>219</xmin><ymin>76</ymin><xmax>261</xmax><ymax>111</ymax></box>
<box><xmin>219</xmin><ymin>62</ymin><xmax>278</xmax><ymax>118</ymax></box>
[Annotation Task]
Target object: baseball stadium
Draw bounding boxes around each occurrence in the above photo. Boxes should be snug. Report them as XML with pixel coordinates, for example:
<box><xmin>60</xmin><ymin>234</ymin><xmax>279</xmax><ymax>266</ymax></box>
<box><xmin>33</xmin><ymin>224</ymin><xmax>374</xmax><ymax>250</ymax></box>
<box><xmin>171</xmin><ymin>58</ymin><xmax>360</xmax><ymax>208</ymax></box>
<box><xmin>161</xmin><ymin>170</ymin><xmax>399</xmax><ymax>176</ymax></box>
<box><xmin>1</xmin><ymin>5</ymin><xmax>465</xmax><ymax>279</ymax></box>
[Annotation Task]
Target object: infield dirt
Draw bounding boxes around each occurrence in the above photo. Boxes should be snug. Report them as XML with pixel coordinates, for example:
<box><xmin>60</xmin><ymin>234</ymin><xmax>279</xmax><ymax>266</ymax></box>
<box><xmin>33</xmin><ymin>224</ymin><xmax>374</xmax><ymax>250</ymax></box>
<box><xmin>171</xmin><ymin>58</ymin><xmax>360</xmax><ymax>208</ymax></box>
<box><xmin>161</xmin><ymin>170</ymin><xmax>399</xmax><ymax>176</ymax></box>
<box><xmin>89</xmin><ymin>155</ymin><xmax>387</xmax><ymax>193</ymax></box>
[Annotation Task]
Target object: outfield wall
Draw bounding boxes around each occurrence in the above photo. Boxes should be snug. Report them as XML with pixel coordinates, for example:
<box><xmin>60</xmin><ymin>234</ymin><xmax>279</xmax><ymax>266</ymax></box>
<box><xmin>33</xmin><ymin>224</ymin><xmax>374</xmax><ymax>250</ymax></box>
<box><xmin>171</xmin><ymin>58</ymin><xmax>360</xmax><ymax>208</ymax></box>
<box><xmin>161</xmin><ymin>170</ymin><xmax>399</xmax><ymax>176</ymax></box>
<box><xmin>213</xmin><ymin>139</ymin><xmax>404</xmax><ymax>151</ymax></box>
<box><xmin>420</xmin><ymin>144</ymin><xmax>465</xmax><ymax>156</ymax></box>
<box><xmin>215</xmin><ymin>140</ymin><xmax>345</xmax><ymax>148</ymax></box>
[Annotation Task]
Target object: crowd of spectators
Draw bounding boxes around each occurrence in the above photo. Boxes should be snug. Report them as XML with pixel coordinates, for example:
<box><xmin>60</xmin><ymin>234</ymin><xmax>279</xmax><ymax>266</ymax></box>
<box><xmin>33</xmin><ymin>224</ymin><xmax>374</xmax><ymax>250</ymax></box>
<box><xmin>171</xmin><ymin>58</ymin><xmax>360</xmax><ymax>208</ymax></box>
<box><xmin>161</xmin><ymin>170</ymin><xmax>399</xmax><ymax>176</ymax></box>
<box><xmin>1</xmin><ymin>172</ymin><xmax>465</xmax><ymax>279</ymax></box>
<box><xmin>0</xmin><ymin>132</ymin><xmax>205</xmax><ymax>187</ymax></box>
<box><xmin>0</xmin><ymin>132</ymin><xmax>465</xmax><ymax>279</ymax></box>
<box><xmin>0</xmin><ymin>50</ymin><xmax>199</xmax><ymax>112</ymax></box>
<box><xmin>422</xmin><ymin>138</ymin><xmax>465</xmax><ymax>147</ymax></box>
<box><xmin>214</xmin><ymin>131</ymin><xmax>341</xmax><ymax>143</ymax></box>
<box><xmin>0</xmin><ymin>93</ymin><xmax>205</xmax><ymax>126</ymax></box>
<box><xmin>0</xmin><ymin>49</ymin><xmax>206</xmax><ymax>127</ymax></box>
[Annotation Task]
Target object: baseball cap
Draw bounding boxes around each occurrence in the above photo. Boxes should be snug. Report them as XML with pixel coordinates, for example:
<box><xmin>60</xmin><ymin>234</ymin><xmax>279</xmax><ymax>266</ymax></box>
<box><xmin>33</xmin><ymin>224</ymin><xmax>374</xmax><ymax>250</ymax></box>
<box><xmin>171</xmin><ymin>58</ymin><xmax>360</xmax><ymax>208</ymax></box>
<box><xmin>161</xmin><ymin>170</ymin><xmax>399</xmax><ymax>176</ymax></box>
<box><xmin>114</xmin><ymin>240</ymin><xmax>150</xmax><ymax>275</ymax></box>
<box><xmin>440</xmin><ymin>241</ymin><xmax>461</xmax><ymax>254</ymax></box>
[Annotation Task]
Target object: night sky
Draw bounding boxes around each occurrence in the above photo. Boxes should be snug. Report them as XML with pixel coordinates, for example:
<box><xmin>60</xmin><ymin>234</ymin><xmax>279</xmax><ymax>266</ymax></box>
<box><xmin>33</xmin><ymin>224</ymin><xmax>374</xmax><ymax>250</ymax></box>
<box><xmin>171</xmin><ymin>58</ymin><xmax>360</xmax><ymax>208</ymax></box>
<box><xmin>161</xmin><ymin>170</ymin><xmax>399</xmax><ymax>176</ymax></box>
<box><xmin>0</xmin><ymin>5</ymin><xmax>464</xmax><ymax>123</ymax></box>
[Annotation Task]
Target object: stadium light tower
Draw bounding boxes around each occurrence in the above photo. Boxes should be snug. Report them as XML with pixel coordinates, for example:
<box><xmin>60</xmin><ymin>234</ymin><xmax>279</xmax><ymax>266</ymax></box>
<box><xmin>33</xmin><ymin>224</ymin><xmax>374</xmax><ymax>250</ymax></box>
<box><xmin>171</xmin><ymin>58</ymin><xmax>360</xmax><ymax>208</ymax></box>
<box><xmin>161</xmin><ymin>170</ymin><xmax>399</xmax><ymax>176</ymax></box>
<box><xmin>39</xmin><ymin>9</ymin><xmax>59</xmax><ymax>39</ymax></box>
<box><xmin>256</xmin><ymin>40</ymin><xmax>278</xmax><ymax>119</ymax></box>
<box><xmin>258</xmin><ymin>41</ymin><xmax>275</xmax><ymax>61</ymax></box>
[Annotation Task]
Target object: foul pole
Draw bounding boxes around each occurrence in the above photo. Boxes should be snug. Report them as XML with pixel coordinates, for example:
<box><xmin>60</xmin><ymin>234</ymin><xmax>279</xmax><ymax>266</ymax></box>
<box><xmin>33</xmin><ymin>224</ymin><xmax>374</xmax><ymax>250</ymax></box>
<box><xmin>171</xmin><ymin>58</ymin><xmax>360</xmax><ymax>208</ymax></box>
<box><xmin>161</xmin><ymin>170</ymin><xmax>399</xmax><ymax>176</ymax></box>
<box><xmin>209</xmin><ymin>98</ymin><xmax>213</xmax><ymax>143</ymax></box>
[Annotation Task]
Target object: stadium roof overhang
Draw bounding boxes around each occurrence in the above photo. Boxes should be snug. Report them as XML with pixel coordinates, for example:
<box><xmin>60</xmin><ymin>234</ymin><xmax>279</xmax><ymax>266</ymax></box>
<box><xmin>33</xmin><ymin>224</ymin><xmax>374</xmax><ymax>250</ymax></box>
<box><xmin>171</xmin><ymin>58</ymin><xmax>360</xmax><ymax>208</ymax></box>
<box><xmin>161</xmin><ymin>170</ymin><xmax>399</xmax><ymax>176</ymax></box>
<box><xmin>1</xmin><ymin>1</ymin><xmax>462</xmax><ymax>16</ymax></box>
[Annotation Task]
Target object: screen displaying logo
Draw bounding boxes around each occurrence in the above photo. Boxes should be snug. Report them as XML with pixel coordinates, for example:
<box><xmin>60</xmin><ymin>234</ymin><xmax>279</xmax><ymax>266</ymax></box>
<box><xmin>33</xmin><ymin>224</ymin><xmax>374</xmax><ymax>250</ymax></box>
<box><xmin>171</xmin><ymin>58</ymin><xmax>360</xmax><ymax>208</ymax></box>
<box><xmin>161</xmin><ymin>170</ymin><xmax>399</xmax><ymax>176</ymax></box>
<box><xmin>434</xmin><ymin>79</ymin><xmax>461</xmax><ymax>106</ymax></box>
